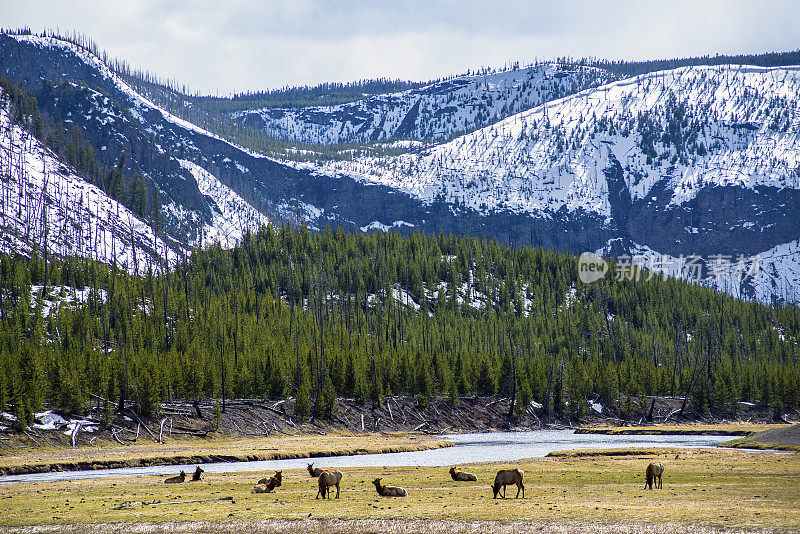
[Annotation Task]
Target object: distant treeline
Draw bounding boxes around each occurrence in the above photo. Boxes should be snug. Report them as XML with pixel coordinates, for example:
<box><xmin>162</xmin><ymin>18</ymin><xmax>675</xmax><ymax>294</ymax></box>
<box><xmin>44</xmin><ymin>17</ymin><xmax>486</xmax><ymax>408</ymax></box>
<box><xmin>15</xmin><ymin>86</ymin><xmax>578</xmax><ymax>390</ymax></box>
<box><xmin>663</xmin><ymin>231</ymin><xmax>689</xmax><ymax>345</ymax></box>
<box><xmin>1</xmin><ymin>225</ymin><xmax>798</xmax><ymax>430</ymax></box>
<box><xmin>587</xmin><ymin>50</ymin><xmax>800</xmax><ymax>77</ymax></box>
<box><xmin>207</xmin><ymin>78</ymin><xmax>426</xmax><ymax>111</ymax></box>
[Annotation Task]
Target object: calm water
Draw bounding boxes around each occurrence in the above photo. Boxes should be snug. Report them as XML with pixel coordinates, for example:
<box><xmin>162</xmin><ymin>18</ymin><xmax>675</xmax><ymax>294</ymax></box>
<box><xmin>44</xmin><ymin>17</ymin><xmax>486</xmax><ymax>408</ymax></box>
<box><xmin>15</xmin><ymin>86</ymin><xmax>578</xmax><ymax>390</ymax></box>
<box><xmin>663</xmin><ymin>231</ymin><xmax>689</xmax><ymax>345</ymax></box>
<box><xmin>0</xmin><ymin>430</ymin><xmax>730</xmax><ymax>485</ymax></box>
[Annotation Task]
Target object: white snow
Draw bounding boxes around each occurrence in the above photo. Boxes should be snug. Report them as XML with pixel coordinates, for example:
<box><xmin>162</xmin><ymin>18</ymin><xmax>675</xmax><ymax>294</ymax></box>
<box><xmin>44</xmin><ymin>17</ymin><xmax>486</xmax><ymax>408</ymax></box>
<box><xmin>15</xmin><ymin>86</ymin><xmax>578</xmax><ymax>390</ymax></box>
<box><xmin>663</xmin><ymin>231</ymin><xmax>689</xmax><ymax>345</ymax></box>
<box><xmin>31</xmin><ymin>411</ymin><xmax>68</xmax><ymax>430</ymax></box>
<box><xmin>27</xmin><ymin>411</ymin><xmax>98</xmax><ymax>434</ymax></box>
<box><xmin>0</xmin><ymin>99</ymin><xmax>180</xmax><ymax>273</ymax></box>
<box><xmin>359</xmin><ymin>220</ymin><xmax>415</xmax><ymax>232</ymax></box>
<box><xmin>304</xmin><ymin>65</ymin><xmax>800</xmax><ymax>221</ymax></box>
<box><xmin>179</xmin><ymin>160</ymin><xmax>270</xmax><ymax>248</ymax></box>
<box><xmin>392</xmin><ymin>284</ymin><xmax>421</xmax><ymax>310</ymax></box>
<box><xmin>361</xmin><ymin>221</ymin><xmax>391</xmax><ymax>232</ymax></box>
<box><xmin>595</xmin><ymin>237</ymin><xmax>800</xmax><ymax>304</ymax></box>
<box><xmin>30</xmin><ymin>285</ymin><xmax>108</xmax><ymax>318</ymax></box>
<box><xmin>235</xmin><ymin>64</ymin><xmax>612</xmax><ymax>146</ymax></box>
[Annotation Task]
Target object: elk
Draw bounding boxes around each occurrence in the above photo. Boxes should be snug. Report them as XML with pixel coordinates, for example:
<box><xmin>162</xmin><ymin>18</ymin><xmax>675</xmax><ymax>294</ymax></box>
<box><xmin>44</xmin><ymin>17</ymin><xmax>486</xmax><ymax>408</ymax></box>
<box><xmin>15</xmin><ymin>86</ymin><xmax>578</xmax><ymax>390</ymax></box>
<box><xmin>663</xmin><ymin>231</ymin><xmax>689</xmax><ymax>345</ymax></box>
<box><xmin>251</xmin><ymin>478</ymin><xmax>279</xmax><ymax>493</ymax></box>
<box><xmin>190</xmin><ymin>466</ymin><xmax>204</xmax><ymax>481</ymax></box>
<box><xmin>307</xmin><ymin>463</ymin><xmax>324</xmax><ymax>477</ymax></box>
<box><xmin>164</xmin><ymin>470</ymin><xmax>186</xmax><ymax>484</ymax></box>
<box><xmin>449</xmin><ymin>466</ymin><xmax>478</xmax><ymax>481</ymax></box>
<box><xmin>645</xmin><ymin>462</ymin><xmax>664</xmax><ymax>489</ymax></box>
<box><xmin>372</xmin><ymin>477</ymin><xmax>407</xmax><ymax>497</ymax></box>
<box><xmin>492</xmin><ymin>468</ymin><xmax>524</xmax><ymax>498</ymax></box>
<box><xmin>257</xmin><ymin>470</ymin><xmax>282</xmax><ymax>487</ymax></box>
<box><xmin>317</xmin><ymin>470</ymin><xmax>343</xmax><ymax>499</ymax></box>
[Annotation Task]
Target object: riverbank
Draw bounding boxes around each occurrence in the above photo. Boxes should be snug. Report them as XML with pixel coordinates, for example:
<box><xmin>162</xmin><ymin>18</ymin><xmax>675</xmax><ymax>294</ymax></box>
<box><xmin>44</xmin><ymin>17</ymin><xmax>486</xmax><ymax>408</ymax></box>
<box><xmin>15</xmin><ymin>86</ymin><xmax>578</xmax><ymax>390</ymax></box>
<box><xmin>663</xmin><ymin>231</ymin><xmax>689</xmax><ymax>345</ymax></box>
<box><xmin>575</xmin><ymin>423</ymin><xmax>786</xmax><ymax>437</ymax></box>
<box><xmin>721</xmin><ymin>423</ymin><xmax>800</xmax><ymax>452</ymax></box>
<box><xmin>2</xmin><ymin>447</ymin><xmax>798</xmax><ymax>531</ymax></box>
<box><xmin>0</xmin><ymin>434</ymin><xmax>452</xmax><ymax>476</ymax></box>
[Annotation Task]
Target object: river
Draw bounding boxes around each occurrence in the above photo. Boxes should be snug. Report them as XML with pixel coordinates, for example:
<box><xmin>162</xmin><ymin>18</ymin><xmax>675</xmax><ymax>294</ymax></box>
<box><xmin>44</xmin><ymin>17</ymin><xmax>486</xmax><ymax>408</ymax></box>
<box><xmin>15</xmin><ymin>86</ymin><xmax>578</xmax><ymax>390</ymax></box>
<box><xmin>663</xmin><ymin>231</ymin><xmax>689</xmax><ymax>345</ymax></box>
<box><xmin>0</xmin><ymin>430</ymin><xmax>731</xmax><ymax>485</ymax></box>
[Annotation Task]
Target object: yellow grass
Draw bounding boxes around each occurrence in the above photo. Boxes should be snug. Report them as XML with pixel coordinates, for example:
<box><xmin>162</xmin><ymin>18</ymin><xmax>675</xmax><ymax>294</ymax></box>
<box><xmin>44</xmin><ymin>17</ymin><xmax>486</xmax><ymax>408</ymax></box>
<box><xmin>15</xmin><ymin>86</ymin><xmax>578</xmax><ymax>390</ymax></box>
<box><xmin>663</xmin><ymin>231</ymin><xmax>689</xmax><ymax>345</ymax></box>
<box><xmin>0</xmin><ymin>433</ymin><xmax>450</xmax><ymax>474</ymax></box>
<box><xmin>2</xmin><ymin>447</ymin><xmax>799</xmax><ymax>531</ymax></box>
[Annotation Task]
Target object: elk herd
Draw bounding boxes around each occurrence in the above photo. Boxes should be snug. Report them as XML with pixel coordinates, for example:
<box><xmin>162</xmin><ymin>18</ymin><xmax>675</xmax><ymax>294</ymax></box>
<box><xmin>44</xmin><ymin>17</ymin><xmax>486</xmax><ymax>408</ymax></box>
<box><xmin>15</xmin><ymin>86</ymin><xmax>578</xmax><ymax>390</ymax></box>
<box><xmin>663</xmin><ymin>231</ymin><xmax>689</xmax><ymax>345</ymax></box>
<box><xmin>161</xmin><ymin>461</ymin><xmax>666</xmax><ymax>499</ymax></box>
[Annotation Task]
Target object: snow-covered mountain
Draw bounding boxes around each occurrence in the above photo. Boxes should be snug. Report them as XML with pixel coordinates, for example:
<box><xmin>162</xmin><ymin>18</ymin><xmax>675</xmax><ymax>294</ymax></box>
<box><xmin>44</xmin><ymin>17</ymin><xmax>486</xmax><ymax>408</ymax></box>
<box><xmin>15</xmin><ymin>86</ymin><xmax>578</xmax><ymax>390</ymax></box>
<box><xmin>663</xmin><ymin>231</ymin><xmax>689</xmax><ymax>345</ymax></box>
<box><xmin>0</xmin><ymin>33</ymin><xmax>273</xmax><ymax>260</ymax></box>
<box><xmin>232</xmin><ymin>64</ymin><xmax>613</xmax><ymax>145</ymax></box>
<box><xmin>307</xmin><ymin>65</ymin><xmax>799</xmax><ymax>220</ymax></box>
<box><xmin>0</xmin><ymin>98</ymin><xmax>176</xmax><ymax>271</ymax></box>
<box><xmin>297</xmin><ymin>65</ymin><xmax>800</xmax><ymax>300</ymax></box>
<box><xmin>2</xmin><ymin>32</ymin><xmax>798</xmax><ymax>302</ymax></box>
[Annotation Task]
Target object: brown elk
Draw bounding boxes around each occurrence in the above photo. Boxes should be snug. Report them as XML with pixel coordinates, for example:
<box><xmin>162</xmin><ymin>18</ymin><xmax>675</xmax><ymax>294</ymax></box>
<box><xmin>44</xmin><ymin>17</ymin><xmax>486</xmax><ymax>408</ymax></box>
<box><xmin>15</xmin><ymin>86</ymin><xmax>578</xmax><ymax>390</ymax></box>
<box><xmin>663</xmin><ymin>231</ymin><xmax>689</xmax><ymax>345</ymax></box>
<box><xmin>251</xmin><ymin>479</ymin><xmax>279</xmax><ymax>493</ymax></box>
<box><xmin>307</xmin><ymin>463</ymin><xmax>324</xmax><ymax>477</ymax></box>
<box><xmin>372</xmin><ymin>477</ymin><xmax>407</xmax><ymax>497</ymax></box>
<box><xmin>316</xmin><ymin>470</ymin><xmax>343</xmax><ymax>499</ymax></box>
<box><xmin>164</xmin><ymin>470</ymin><xmax>186</xmax><ymax>484</ymax></box>
<box><xmin>492</xmin><ymin>468</ymin><xmax>524</xmax><ymax>498</ymax></box>
<box><xmin>645</xmin><ymin>462</ymin><xmax>664</xmax><ymax>489</ymax></box>
<box><xmin>190</xmin><ymin>466</ymin><xmax>204</xmax><ymax>482</ymax></box>
<box><xmin>449</xmin><ymin>466</ymin><xmax>478</xmax><ymax>481</ymax></box>
<box><xmin>257</xmin><ymin>470</ymin><xmax>282</xmax><ymax>487</ymax></box>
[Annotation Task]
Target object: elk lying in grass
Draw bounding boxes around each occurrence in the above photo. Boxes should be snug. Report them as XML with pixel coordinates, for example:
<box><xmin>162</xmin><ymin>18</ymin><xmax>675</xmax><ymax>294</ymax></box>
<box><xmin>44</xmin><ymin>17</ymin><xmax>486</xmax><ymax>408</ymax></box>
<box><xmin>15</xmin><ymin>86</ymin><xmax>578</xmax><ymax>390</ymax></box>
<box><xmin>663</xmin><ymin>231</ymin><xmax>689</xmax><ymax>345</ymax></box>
<box><xmin>492</xmin><ymin>468</ymin><xmax>524</xmax><ymax>498</ymax></box>
<box><xmin>372</xmin><ymin>478</ymin><xmax>407</xmax><ymax>497</ymax></box>
<box><xmin>645</xmin><ymin>462</ymin><xmax>664</xmax><ymax>489</ymax></box>
<box><xmin>257</xmin><ymin>470</ymin><xmax>282</xmax><ymax>487</ymax></box>
<box><xmin>251</xmin><ymin>479</ymin><xmax>277</xmax><ymax>493</ymax></box>
<box><xmin>307</xmin><ymin>463</ymin><xmax>324</xmax><ymax>477</ymax></box>
<box><xmin>316</xmin><ymin>470</ymin><xmax>343</xmax><ymax>499</ymax></box>
<box><xmin>252</xmin><ymin>471</ymin><xmax>283</xmax><ymax>494</ymax></box>
<box><xmin>449</xmin><ymin>466</ymin><xmax>478</xmax><ymax>481</ymax></box>
<box><xmin>190</xmin><ymin>466</ymin><xmax>204</xmax><ymax>482</ymax></box>
<box><xmin>164</xmin><ymin>470</ymin><xmax>186</xmax><ymax>484</ymax></box>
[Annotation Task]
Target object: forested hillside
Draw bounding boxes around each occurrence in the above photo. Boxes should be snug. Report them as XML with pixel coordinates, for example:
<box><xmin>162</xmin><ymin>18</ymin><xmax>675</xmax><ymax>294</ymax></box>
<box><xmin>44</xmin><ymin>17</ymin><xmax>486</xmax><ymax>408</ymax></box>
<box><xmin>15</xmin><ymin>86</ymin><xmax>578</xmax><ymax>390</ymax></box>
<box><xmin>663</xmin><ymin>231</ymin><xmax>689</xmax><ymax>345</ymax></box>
<box><xmin>1</xmin><ymin>225</ymin><xmax>798</xmax><ymax>430</ymax></box>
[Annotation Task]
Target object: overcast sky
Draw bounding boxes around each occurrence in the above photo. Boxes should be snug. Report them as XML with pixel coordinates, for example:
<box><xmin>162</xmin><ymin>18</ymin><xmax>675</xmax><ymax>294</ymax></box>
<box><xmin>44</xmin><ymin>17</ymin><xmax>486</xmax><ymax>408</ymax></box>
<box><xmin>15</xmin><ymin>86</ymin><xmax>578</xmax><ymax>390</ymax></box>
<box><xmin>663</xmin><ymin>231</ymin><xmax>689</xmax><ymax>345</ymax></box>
<box><xmin>3</xmin><ymin>1</ymin><xmax>799</xmax><ymax>95</ymax></box>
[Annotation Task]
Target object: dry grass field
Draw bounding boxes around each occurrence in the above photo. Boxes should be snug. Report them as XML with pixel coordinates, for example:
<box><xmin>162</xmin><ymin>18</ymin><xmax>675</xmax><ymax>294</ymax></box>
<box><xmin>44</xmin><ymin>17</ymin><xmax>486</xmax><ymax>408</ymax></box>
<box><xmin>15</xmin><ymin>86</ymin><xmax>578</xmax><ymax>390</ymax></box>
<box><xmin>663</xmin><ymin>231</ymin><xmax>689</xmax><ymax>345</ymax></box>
<box><xmin>0</xmin><ymin>433</ymin><xmax>451</xmax><ymax>475</ymax></box>
<box><xmin>2</xmin><ymin>446</ymin><xmax>799</xmax><ymax>532</ymax></box>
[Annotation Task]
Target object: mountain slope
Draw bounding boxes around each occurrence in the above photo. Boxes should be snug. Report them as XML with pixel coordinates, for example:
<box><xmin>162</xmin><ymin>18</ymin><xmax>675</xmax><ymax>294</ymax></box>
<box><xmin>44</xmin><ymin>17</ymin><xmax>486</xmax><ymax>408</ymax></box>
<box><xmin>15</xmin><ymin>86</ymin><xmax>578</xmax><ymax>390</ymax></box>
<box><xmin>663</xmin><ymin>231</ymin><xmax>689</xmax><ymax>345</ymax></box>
<box><xmin>0</xmin><ymin>96</ymin><xmax>176</xmax><ymax>271</ymax></box>
<box><xmin>300</xmin><ymin>65</ymin><xmax>800</xmax><ymax>300</ymax></box>
<box><xmin>0</xmin><ymin>33</ymin><xmax>608</xmax><ymax>254</ymax></box>
<box><xmin>232</xmin><ymin>64</ymin><xmax>613</xmax><ymax>145</ymax></box>
<box><xmin>0</xmin><ymin>33</ymin><xmax>277</xmax><ymax>250</ymax></box>
<box><xmin>2</xmin><ymin>32</ymin><xmax>798</xmax><ymax>302</ymax></box>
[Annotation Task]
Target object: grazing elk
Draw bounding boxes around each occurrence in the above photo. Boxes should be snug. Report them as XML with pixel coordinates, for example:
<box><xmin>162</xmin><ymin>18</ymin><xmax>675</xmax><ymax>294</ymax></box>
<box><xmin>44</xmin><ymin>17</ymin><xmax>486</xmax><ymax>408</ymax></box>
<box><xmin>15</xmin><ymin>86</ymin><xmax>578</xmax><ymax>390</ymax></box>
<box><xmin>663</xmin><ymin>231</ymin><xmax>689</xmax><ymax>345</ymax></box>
<box><xmin>316</xmin><ymin>470</ymin><xmax>343</xmax><ymax>499</ymax></box>
<box><xmin>492</xmin><ymin>468</ymin><xmax>524</xmax><ymax>498</ymax></box>
<box><xmin>372</xmin><ymin>478</ymin><xmax>407</xmax><ymax>497</ymax></box>
<box><xmin>449</xmin><ymin>466</ymin><xmax>478</xmax><ymax>481</ymax></box>
<box><xmin>645</xmin><ymin>462</ymin><xmax>664</xmax><ymax>490</ymax></box>
<box><xmin>164</xmin><ymin>470</ymin><xmax>186</xmax><ymax>484</ymax></box>
<box><xmin>191</xmin><ymin>466</ymin><xmax>204</xmax><ymax>482</ymax></box>
<box><xmin>307</xmin><ymin>463</ymin><xmax>324</xmax><ymax>477</ymax></box>
<box><xmin>257</xmin><ymin>470</ymin><xmax>282</xmax><ymax>487</ymax></box>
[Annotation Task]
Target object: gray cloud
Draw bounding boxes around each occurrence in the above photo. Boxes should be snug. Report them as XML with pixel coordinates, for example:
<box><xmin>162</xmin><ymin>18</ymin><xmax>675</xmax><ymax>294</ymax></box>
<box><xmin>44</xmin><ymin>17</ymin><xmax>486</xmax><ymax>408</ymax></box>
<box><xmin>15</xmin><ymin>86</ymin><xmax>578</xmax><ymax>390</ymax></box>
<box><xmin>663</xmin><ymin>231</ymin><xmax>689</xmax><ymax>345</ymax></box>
<box><xmin>2</xmin><ymin>0</ymin><xmax>798</xmax><ymax>94</ymax></box>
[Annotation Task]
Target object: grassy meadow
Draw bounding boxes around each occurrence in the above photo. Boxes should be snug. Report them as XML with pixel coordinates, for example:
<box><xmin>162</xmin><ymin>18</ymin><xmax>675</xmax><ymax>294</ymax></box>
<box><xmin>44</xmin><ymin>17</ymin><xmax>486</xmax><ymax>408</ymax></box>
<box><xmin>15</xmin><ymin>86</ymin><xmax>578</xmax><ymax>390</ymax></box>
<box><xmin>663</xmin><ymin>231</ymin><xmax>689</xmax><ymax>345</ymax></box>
<box><xmin>2</xmin><ymin>446</ymin><xmax>799</xmax><ymax>532</ymax></box>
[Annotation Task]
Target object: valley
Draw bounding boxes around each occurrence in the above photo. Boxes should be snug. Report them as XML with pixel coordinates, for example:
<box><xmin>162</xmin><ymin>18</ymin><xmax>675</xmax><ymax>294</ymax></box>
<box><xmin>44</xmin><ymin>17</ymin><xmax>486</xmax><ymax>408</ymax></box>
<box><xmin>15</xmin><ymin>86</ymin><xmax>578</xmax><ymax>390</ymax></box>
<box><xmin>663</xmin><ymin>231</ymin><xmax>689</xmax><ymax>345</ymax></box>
<box><xmin>1</xmin><ymin>23</ymin><xmax>800</xmax><ymax>533</ymax></box>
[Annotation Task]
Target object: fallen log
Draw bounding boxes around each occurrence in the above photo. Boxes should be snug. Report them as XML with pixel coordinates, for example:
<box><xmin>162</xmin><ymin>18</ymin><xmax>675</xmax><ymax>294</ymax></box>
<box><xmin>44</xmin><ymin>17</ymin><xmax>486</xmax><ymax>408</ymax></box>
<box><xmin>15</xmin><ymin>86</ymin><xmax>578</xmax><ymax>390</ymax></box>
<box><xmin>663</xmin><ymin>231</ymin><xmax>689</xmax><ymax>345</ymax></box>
<box><xmin>127</xmin><ymin>410</ymin><xmax>157</xmax><ymax>441</ymax></box>
<box><xmin>663</xmin><ymin>408</ymin><xmax>682</xmax><ymax>423</ymax></box>
<box><xmin>166</xmin><ymin>428</ymin><xmax>208</xmax><ymax>437</ymax></box>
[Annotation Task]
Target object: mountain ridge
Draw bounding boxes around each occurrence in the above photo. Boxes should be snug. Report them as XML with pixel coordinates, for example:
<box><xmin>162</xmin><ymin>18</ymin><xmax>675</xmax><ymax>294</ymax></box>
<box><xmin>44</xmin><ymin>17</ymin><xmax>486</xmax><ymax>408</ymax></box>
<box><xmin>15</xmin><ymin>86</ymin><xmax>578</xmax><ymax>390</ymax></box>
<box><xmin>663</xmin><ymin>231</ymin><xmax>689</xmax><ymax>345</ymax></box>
<box><xmin>1</xmin><ymin>31</ymin><xmax>799</xmax><ymax>302</ymax></box>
